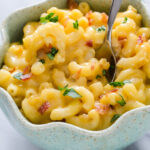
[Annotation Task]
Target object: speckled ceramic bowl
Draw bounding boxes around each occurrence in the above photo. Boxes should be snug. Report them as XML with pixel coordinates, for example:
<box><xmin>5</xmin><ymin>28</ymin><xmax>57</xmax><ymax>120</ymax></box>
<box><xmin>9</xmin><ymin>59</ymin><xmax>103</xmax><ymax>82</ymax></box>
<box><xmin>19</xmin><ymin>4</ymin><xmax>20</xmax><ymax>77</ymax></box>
<box><xmin>0</xmin><ymin>0</ymin><xmax>150</xmax><ymax>150</ymax></box>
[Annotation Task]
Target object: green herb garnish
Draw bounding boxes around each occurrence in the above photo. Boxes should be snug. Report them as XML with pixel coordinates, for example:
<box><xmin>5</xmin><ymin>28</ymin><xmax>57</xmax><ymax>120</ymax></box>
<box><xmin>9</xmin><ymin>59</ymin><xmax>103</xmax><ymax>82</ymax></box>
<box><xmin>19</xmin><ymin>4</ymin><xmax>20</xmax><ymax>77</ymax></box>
<box><xmin>13</xmin><ymin>72</ymin><xmax>22</xmax><ymax>80</ymax></box>
<box><xmin>45</xmin><ymin>13</ymin><xmax>55</xmax><ymax>20</ymax></box>
<box><xmin>40</xmin><ymin>13</ymin><xmax>54</xmax><ymax>24</ymax></box>
<box><xmin>122</xmin><ymin>17</ymin><xmax>128</xmax><ymax>24</ymax></box>
<box><xmin>117</xmin><ymin>94</ymin><xmax>126</xmax><ymax>106</ymax></box>
<box><xmin>40</xmin><ymin>13</ymin><xmax>58</xmax><ymax>24</ymax></box>
<box><xmin>58</xmin><ymin>84</ymin><xmax>68</xmax><ymax>91</ymax></box>
<box><xmin>102</xmin><ymin>70</ymin><xmax>107</xmax><ymax>76</ymax></box>
<box><xmin>96</xmin><ymin>25</ymin><xmax>106</xmax><ymax>32</ymax></box>
<box><xmin>109</xmin><ymin>82</ymin><xmax>124</xmax><ymax>87</ymax></box>
<box><xmin>39</xmin><ymin>59</ymin><xmax>45</xmax><ymax>64</ymax></box>
<box><xmin>40</xmin><ymin>17</ymin><xmax>49</xmax><ymax>24</ymax></box>
<box><xmin>73</xmin><ymin>20</ymin><xmax>79</xmax><ymax>29</ymax></box>
<box><xmin>58</xmin><ymin>85</ymin><xmax>82</xmax><ymax>98</ymax></box>
<box><xmin>111</xmin><ymin>114</ymin><xmax>121</xmax><ymax>123</ymax></box>
<box><xmin>47</xmin><ymin>47</ymin><xmax>58</xmax><ymax>60</ymax></box>
<box><xmin>63</xmin><ymin>88</ymin><xmax>82</xmax><ymax>98</ymax></box>
<box><xmin>96</xmin><ymin>75</ymin><xmax>101</xmax><ymax>79</ymax></box>
<box><xmin>109</xmin><ymin>80</ymin><xmax>131</xmax><ymax>87</ymax></box>
<box><xmin>49</xmin><ymin>16</ymin><xmax>58</xmax><ymax>23</ymax></box>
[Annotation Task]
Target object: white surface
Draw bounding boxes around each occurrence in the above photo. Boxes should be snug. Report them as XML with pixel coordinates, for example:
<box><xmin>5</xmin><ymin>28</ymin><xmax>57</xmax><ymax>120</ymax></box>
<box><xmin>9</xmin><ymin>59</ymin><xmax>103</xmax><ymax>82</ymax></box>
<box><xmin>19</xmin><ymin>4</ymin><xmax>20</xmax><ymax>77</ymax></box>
<box><xmin>0</xmin><ymin>0</ymin><xmax>150</xmax><ymax>150</ymax></box>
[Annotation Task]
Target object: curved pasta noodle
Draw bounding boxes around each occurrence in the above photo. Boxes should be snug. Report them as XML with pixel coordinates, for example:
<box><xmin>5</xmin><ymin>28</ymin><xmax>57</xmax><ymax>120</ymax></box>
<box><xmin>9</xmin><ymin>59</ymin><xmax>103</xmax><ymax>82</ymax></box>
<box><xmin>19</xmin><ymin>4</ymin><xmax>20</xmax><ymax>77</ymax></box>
<box><xmin>50</xmin><ymin>99</ymin><xmax>81</xmax><ymax>120</ymax></box>
<box><xmin>121</xmin><ymin>33</ymin><xmax>138</xmax><ymax>57</ymax></box>
<box><xmin>4</xmin><ymin>44</ymin><xmax>28</xmax><ymax>69</ymax></box>
<box><xmin>68</xmin><ymin>58</ymin><xmax>109</xmax><ymax>80</ymax></box>
<box><xmin>66</xmin><ymin>109</ymin><xmax>101</xmax><ymax>130</ymax></box>
<box><xmin>116</xmin><ymin>69</ymin><xmax>146</xmax><ymax>81</ymax></box>
<box><xmin>23</xmin><ymin>22</ymin><xmax>40</xmax><ymax>37</ymax></box>
<box><xmin>71</xmin><ymin>86</ymin><xmax>94</xmax><ymax>111</ymax></box>
<box><xmin>117</xmin><ymin>44</ymin><xmax>149</xmax><ymax>69</ymax></box>
<box><xmin>0</xmin><ymin>69</ymin><xmax>11</xmax><ymax>88</ymax></box>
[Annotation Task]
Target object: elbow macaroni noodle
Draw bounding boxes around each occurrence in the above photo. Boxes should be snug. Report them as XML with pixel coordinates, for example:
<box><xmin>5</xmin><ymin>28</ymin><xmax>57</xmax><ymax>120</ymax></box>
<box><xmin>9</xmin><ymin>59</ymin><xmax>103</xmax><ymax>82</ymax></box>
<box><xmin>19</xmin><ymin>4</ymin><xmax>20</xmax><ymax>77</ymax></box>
<box><xmin>0</xmin><ymin>2</ymin><xmax>150</xmax><ymax>130</ymax></box>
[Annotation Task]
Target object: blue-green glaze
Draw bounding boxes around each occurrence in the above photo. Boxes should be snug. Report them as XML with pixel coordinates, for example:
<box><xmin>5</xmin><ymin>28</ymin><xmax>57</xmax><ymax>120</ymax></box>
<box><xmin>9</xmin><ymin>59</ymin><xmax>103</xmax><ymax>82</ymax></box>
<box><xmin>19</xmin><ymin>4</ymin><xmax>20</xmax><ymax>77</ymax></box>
<box><xmin>0</xmin><ymin>0</ymin><xmax>150</xmax><ymax>150</ymax></box>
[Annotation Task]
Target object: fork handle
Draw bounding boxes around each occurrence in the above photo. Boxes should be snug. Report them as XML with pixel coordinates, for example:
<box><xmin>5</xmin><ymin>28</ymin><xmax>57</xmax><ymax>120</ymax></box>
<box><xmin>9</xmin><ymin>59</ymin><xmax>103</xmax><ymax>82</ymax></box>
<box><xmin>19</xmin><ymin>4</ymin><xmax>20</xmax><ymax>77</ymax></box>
<box><xmin>107</xmin><ymin>0</ymin><xmax>122</xmax><ymax>43</ymax></box>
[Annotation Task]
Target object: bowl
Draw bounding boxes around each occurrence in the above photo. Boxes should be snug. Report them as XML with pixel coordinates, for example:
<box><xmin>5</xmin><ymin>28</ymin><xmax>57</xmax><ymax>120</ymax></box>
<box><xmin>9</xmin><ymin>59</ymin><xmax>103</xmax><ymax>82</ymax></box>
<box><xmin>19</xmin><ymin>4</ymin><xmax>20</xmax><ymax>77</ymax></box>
<box><xmin>0</xmin><ymin>0</ymin><xmax>150</xmax><ymax>150</ymax></box>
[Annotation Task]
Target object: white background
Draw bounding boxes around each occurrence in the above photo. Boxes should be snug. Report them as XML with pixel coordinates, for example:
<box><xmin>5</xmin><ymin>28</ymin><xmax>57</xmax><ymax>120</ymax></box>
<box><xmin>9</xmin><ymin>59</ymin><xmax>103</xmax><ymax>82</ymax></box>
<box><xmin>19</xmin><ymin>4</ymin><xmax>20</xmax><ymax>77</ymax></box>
<box><xmin>0</xmin><ymin>0</ymin><xmax>150</xmax><ymax>150</ymax></box>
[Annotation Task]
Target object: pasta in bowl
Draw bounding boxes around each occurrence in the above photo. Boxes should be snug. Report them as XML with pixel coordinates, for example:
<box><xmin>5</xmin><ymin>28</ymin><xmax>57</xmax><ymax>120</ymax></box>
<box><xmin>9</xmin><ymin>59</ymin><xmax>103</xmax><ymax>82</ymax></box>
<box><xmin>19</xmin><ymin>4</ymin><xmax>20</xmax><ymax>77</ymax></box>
<box><xmin>0</xmin><ymin>0</ymin><xmax>150</xmax><ymax>132</ymax></box>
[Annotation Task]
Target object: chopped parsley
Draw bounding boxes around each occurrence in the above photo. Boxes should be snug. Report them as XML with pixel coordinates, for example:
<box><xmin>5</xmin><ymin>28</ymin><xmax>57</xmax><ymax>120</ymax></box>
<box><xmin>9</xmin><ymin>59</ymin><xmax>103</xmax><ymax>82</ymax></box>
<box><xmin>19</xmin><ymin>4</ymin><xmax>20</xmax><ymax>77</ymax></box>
<box><xmin>49</xmin><ymin>16</ymin><xmax>58</xmax><ymax>23</ymax></box>
<box><xmin>111</xmin><ymin>114</ymin><xmax>121</xmax><ymax>123</ymax></box>
<box><xmin>73</xmin><ymin>20</ymin><xmax>79</xmax><ymax>29</ymax></box>
<box><xmin>96</xmin><ymin>75</ymin><xmax>101</xmax><ymax>79</ymax></box>
<box><xmin>40</xmin><ymin>17</ymin><xmax>48</xmax><ymax>24</ymax></box>
<box><xmin>109</xmin><ymin>80</ymin><xmax>131</xmax><ymax>87</ymax></box>
<box><xmin>40</xmin><ymin>13</ymin><xmax>58</xmax><ymax>24</ymax></box>
<box><xmin>39</xmin><ymin>59</ymin><xmax>45</xmax><ymax>64</ymax></box>
<box><xmin>102</xmin><ymin>69</ymin><xmax>107</xmax><ymax>76</ymax></box>
<box><xmin>47</xmin><ymin>47</ymin><xmax>58</xmax><ymax>60</ymax></box>
<box><xmin>117</xmin><ymin>94</ymin><xmax>126</xmax><ymax>106</ymax></box>
<box><xmin>45</xmin><ymin>13</ymin><xmax>55</xmax><ymax>19</ymax></box>
<box><xmin>63</xmin><ymin>88</ymin><xmax>82</xmax><ymax>98</ymax></box>
<box><xmin>13</xmin><ymin>72</ymin><xmax>22</xmax><ymax>80</ymax></box>
<box><xmin>58</xmin><ymin>84</ymin><xmax>68</xmax><ymax>91</ymax></box>
<box><xmin>96</xmin><ymin>25</ymin><xmax>106</xmax><ymax>32</ymax></box>
<box><xmin>58</xmin><ymin>85</ymin><xmax>82</xmax><ymax>98</ymax></box>
<box><xmin>122</xmin><ymin>17</ymin><xmax>128</xmax><ymax>24</ymax></box>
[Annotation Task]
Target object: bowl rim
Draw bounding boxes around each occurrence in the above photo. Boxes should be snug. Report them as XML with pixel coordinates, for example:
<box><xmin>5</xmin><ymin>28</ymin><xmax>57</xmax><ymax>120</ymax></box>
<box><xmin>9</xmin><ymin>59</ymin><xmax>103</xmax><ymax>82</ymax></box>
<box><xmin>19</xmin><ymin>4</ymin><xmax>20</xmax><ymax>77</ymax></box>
<box><xmin>0</xmin><ymin>0</ymin><xmax>150</xmax><ymax>135</ymax></box>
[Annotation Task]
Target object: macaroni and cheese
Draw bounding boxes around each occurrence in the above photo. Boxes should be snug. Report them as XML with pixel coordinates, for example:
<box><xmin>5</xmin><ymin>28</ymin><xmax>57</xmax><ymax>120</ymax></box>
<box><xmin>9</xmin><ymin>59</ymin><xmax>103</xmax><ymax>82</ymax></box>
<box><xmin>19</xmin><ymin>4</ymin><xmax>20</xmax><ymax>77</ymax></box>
<box><xmin>0</xmin><ymin>1</ymin><xmax>149</xmax><ymax>130</ymax></box>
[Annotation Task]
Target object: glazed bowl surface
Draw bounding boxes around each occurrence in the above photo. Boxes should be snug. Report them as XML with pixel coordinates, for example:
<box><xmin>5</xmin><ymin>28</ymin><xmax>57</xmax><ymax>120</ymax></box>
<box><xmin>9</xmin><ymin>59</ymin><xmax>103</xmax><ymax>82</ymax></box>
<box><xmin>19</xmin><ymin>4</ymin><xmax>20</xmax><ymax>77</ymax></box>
<box><xmin>0</xmin><ymin>0</ymin><xmax>150</xmax><ymax>150</ymax></box>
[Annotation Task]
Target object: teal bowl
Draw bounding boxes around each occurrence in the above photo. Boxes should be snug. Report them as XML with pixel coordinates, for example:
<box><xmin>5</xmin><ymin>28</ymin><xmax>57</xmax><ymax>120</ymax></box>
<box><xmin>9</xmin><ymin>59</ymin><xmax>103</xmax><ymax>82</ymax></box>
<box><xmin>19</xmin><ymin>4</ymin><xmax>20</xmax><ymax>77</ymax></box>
<box><xmin>0</xmin><ymin>0</ymin><xmax>150</xmax><ymax>150</ymax></box>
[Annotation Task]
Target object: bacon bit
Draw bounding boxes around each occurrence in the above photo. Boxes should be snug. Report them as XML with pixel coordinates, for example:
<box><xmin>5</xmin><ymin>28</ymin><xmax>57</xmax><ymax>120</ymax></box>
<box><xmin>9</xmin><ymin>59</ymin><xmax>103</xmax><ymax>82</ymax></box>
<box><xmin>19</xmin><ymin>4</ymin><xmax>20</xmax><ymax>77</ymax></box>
<box><xmin>99</xmin><ymin>89</ymin><xmax>118</xmax><ymax>99</ymax></box>
<box><xmin>86</xmin><ymin>40</ymin><xmax>93</xmax><ymax>47</ymax></box>
<box><xmin>72</xmin><ymin>69</ymin><xmax>82</xmax><ymax>80</ymax></box>
<box><xmin>37</xmin><ymin>50</ymin><xmax>45</xmax><ymax>59</ymax></box>
<box><xmin>95</xmin><ymin>103</ymin><xmax>110</xmax><ymax>115</ymax></box>
<box><xmin>137</xmin><ymin>34</ymin><xmax>146</xmax><ymax>45</ymax></box>
<box><xmin>99</xmin><ymin>94</ymin><xmax>105</xmax><ymax>99</ymax></box>
<box><xmin>67</xmin><ymin>0</ymin><xmax>78</xmax><ymax>10</ymax></box>
<box><xmin>85</xmin><ymin>11</ymin><xmax>93</xmax><ymax>26</ymax></box>
<box><xmin>38</xmin><ymin>101</ymin><xmax>50</xmax><ymax>115</ymax></box>
<box><xmin>118</xmin><ymin>36</ymin><xmax>127</xmax><ymax>49</ymax></box>
<box><xmin>101</xmin><ymin>13</ymin><xmax>108</xmax><ymax>24</ymax></box>
<box><xmin>89</xmin><ymin>19</ymin><xmax>94</xmax><ymax>26</ymax></box>
<box><xmin>9</xmin><ymin>68</ymin><xmax>16</xmax><ymax>73</ymax></box>
<box><xmin>109</xmin><ymin>89</ymin><xmax>118</xmax><ymax>93</ymax></box>
<box><xmin>85</xmin><ymin>11</ymin><xmax>92</xmax><ymax>18</ymax></box>
<box><xmin>44</xmin><ymin>44</ymin><xmax>53</xmax><ymax>53</ymax></box>
<box><xmin>48</xmin><ymin>44</ymin><xmax>53</xmax><ymax>49</ymax></box>
<box><xmin>21</xmin><ymin>73</ymin><xmax>32</xmax><ymax>81</ymax></box>
<box><xmin>91</xmin><ymin>65</ymin><xmax>95</xmax><ymax>70</ymax></box>
<box><xmin>23</xmin><ymin>66</ymin><xmax>31</xmax><ymax>75</ymax></box>
<box><xmin>37</xmin><ymin>45</ymin><xmax>53</xmax><ymax>59</ymax></box>
<box><xmin>137</xmin><ymin>35</ymin><xmax>143</xmax><ymax>45</ymax></box>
